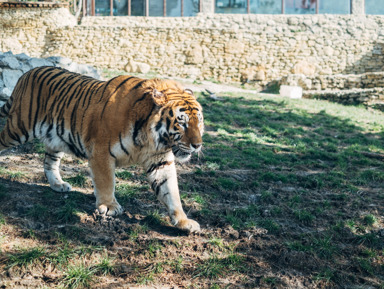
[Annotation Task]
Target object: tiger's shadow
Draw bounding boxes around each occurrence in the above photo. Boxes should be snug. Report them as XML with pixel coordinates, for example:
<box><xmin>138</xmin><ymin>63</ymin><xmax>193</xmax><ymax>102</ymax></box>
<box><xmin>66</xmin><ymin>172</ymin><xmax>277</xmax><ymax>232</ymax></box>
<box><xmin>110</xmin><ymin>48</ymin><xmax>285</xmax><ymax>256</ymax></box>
<box><xmin>0</xmin><ymin>178</ymin><xmax>189</xmax><ymax>248</ymax></box>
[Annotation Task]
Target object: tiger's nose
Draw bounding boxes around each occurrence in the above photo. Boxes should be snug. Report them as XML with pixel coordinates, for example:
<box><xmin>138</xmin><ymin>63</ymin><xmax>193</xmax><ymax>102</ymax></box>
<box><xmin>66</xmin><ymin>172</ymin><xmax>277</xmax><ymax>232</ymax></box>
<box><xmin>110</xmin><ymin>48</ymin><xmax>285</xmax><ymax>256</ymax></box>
<box><xmin>191</xmin><ymin>143</ymin><xmax>202</xmax><ymax>150</ymax></box>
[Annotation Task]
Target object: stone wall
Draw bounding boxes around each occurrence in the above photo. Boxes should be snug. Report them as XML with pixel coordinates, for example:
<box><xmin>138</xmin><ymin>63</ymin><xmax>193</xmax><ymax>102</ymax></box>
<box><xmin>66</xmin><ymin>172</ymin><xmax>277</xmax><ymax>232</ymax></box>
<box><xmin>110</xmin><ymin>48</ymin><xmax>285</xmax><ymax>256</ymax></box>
<box><xmin>1</xmin><ymin>6</ymin><xmax>384</xmax><ymax>90</ymax></box>
<box><xmin>0</xmin><ymin>6</ymin><xmax>75</xmax><ymax>56</ymax></box>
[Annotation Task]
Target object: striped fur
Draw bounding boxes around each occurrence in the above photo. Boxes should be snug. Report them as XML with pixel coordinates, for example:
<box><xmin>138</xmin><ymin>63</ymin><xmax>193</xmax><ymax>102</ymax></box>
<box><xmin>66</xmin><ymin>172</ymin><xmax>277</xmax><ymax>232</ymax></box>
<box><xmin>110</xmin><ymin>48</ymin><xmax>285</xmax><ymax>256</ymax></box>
<box><xmin>0</xmin><ymin>66</ymin><xmax>204</xmax><ymax>232</ymax></box>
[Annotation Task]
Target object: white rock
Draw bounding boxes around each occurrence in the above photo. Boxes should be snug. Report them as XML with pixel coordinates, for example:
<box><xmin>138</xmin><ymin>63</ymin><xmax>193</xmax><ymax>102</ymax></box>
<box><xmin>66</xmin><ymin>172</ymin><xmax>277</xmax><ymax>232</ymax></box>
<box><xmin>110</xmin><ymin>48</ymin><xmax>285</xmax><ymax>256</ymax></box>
<box><xmin>280</xmin><ymin>85</ymin><xmax>303</xmax><ymax>99</ymax></box>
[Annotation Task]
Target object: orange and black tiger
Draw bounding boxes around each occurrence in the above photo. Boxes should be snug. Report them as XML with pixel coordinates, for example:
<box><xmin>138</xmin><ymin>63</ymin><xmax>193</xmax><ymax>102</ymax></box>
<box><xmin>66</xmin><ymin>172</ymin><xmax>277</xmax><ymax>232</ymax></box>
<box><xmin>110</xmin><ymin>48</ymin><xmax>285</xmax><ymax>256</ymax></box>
<box><xmin>0</xmin><ymin>66</ymin><xmax>204</xmax><ymax>232</ymax></box>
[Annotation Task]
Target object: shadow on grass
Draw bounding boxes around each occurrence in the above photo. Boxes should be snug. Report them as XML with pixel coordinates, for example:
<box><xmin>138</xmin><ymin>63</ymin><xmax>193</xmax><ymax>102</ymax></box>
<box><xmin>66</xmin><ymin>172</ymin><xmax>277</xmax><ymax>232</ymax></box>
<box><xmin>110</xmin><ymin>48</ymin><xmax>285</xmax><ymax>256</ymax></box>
<box><xmin>0</xmin><ymin>94</ymin><xmax>383</xmax><ymax>287</ymax></box>
<box><xmin>183</xmin><ymin>94</ymin><xmax>384</xmax><ymax>287</ymax></box>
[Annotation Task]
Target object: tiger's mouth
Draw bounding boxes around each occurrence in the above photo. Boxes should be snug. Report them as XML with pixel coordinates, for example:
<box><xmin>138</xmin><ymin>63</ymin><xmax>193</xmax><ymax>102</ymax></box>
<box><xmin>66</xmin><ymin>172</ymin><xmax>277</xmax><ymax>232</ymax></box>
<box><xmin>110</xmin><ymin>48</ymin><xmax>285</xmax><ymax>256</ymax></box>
<box><xmin>172</xmin><ymin>145</ymin><xmax>192</xmax><ymax>163</ymax></box>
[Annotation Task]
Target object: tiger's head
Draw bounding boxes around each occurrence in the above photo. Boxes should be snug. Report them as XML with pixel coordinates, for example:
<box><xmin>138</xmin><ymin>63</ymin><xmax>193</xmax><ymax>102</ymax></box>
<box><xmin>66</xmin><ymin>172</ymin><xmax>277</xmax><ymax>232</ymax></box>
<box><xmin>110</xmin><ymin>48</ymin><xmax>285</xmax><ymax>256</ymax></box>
<box><xmin>145</xmin><ymin>79</ymin><xmax>204</xmax><ymax>163</ymax></box>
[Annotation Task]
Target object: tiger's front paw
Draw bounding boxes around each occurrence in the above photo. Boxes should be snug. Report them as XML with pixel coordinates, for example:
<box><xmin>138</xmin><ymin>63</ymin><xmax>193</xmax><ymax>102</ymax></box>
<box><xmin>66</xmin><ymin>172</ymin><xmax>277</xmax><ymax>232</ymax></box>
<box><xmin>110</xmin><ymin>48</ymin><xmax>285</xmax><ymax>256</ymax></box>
<box><xmin>50</xmin><ymin>181</ymin><xmax>72</xmax><ymax>193</ymax></box>
<box><xmin>97</xmin><ymin>202</ymin><xmax>123</xmax><ymax>216</ymax></box>
<box><xmin>176</xmin><ymin>218</ymin><xmax>201</xmax><ymax>233</ymax></box>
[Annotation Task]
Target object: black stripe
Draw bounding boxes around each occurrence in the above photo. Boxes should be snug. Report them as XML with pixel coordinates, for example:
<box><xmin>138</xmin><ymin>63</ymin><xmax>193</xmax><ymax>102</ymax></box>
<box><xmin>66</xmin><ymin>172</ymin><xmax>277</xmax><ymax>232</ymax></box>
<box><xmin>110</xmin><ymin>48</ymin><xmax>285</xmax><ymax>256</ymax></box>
<box><xmin>166</xmin><ymin>117</ymin><xmax>171</xmax><ymax>130</ymax></box>
<box><xmin>111</xmin><ymin>76</ymin><xmax>134</xmax><ymax>96</ymax></box>
<box><xmin>53</xmin><ymin>77</ymin><xmax>83</xmax><ymax>115</ymax></box>
<box><xmin>132</xmin><ymin>104</ymin><xmax>155</xmax><ymax>146</ymax></box>
<box><xmin>146</xmin><ymin>161</ymin><xmax>173</xmax><ymax>174</ymax></box>
<box><xmin>134</xmin><ymin>94</ymin><xmax>146</xmax><ymax>105</ymax></box>
<box><xmin>131</xmin><ymin>80</ymin><xmax>146</xmax><ymax>91</ymax></box>
<box><xmin>119</xmin><ymin>133</ymin><xmax>129</xmax><ymax>155</ymax></box>
<box><xmin>6</xmin><ymin>125</ymin><xmax>21</xmax><ymax>144</ymax></box>
<box><xmin>28</xmin><ymin>68</ymin><xmax>44</xmax><ymax>135</ymax></box>
<box><xmin>0</xmin><ymin>137</ymin><xmax>10</xmax><ymax>148</ymax></box>
<box><xmin>45</xmin><ymin>153</ymin><xmax>60</xmax><ymax>162</ymax></box>
<box><xmin>98</xmin><ymin>78</ymin><xmax>115</xmax><ymax>103</ymax></box>
<box><xmin>33</xmin><ymin>69</ymin><xmax>57</xmax><ymax>138</ymax></box>
<box><xmin>155</xmin><ymin>120</ymin><xmax>163</xmax><ymax>131</ymax></box>
<box><xmin>109</xmin><ymin>142</ymin><xmax>116</xmax><ymax>159</ymax></box>
<box><xmin>152</xmin><ymin>179</ymin><xmax>167</xmax><ymax>196</ymax></box>
<box><xmin>80</xmin><ymin>82</ymin><xmax>102</xmax><ymax>134</ymax></box>
<box><xmin>158</xmin><ymin>133</ymin><xmax>168</xmax><ymax>146</ymax></box>
<box><xmin>19</xmin><ymin>121</ymin><xmax>29</xmax><ymax>143</ymax></box>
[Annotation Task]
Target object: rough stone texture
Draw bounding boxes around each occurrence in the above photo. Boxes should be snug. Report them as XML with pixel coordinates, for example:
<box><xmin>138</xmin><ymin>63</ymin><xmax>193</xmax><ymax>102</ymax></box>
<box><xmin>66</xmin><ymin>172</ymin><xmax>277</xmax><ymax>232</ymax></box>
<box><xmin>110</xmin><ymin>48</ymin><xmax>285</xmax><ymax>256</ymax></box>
<box><xmin>0</xmin><ymin>51</ymin><xmax>100</xmax><ymax>101</ymax></box>
<box><xmin>303</xmin><ymin>87</ymin><xmax>384</xmax><ymax>105</ymax></box>
<box><xmin>0</xmin><ymin>7</ymin><xmax>384</xmax><ymax>96</ymax></box>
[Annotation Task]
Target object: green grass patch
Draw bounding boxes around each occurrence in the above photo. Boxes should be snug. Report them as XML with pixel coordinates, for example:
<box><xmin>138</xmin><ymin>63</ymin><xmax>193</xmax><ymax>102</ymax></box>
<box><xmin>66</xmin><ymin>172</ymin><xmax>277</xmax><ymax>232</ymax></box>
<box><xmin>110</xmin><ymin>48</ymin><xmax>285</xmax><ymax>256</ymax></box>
<box><xmin>60</xmin><ymin>262</ymin><xmax>97</xmax><ymax>289</ymax></box>
<box><xmin>54</xmin><ymin>199</ymin><xmax>81</xmax><ymax>223</ymax></box>
<box><xmin>193</xmin><ymin>253</ymin><xmax>246</xmax><ymax>279</ymax></box>
<box><xmin>225</xmin><ymin>204</ymin><xmax>260</xmax><ymax>230</ymax></box>
<box><xmin>6</xmin><ymin>247</ymin><xmax>46</xmax><ymax>269</ymax></box>
<box><xmin>0</xmin><ymin>167</ymin><xmax>27</xmax><ymax>181</ymax></box>
<box><xmin>93</xmin><ymin>255</ymin><xmax>115</xmax><ymax>275</ymax></box>
<box><xmin>115</xmin><ymin>183</ymin><xmax>148</xmax><ymax>205</ymax></box>
<box><xmin>64</xmin><ymin>173</ymin><xmax>87</xmax><ymax>188</ymax></box>
<box><xmin>115</xmin><ymin>170</ymin><xmax>133</xmax><ymax>180</ymax></box>
<box><xmin>26</xmin><ymin>204</ymin><xmax>49</xmax><ymax>221</ymax></box>
<box><xmin>0</xmin><ymin>213</ymin><xmax>5</xmax><ymax>227</ymax></box>
<box><xmin>143</xmin><ymin>210</ymin><xmax>165</xmax><ymax>227</ymax></box>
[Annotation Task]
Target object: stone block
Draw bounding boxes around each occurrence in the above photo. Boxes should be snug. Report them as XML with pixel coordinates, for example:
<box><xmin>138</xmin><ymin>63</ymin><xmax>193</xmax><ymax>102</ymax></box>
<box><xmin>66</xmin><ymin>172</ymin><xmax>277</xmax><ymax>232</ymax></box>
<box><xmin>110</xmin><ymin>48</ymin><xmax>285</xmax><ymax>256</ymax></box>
<box><xmin>1</xmin><ymin>69</ymin><xmax>23</xmax><ymax>89</ymax></box>
<box><xmin>280</xmin><ymin>85</ymin><xmax>303</xmax><ymax>99</ymax></box>
<box><xmin>137</xmin><ymin>63</ymin><xmax>150</xmax><ymax>74</ymax></box>
<box><xmin>0</xmin><ymin>55</ymin><xmax>21</xmax><ymax>69</ymax></box>
<box><xmin>27</xmin><ymin>58</ymin><xmax>54</xmax><ymax>68</ymax></box>
<box><xmin>0</xmin><ymin>87</ymin><xmax>12</xmax><ymax>100</ymax></box>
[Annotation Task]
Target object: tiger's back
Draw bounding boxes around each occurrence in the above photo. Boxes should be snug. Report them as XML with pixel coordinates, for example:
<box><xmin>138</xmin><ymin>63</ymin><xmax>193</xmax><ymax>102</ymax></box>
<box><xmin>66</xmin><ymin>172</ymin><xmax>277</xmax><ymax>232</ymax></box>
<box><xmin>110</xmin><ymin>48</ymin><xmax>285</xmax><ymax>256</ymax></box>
<box><xmin>0</xmin><ymin>66</ymin><xmax>204</xmax><ymax>233</ymax></box>
<box><xmin>0</xmin><ymin>66</ymin><xmax>155</xmax><ymax>159</ymax></box>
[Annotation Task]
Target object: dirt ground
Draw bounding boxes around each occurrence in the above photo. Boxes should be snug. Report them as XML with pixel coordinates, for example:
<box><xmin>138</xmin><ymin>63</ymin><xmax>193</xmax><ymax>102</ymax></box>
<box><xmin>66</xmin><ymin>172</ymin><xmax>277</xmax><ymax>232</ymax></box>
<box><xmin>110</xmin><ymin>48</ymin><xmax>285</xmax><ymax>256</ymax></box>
<box><xmin>0</xmin><ymin>87</ymin><xmax>383</xmax><ymax>288</ymax></box>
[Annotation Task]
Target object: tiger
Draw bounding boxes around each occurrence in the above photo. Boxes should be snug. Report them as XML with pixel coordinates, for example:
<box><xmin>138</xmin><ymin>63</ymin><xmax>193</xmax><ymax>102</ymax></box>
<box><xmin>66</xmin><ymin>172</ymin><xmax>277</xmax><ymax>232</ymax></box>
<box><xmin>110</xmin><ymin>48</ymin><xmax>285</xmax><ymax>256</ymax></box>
<box><xmin>0</xmin><ymin>66</ymin><xmax>204</xmax><ymax>233</ymax></box>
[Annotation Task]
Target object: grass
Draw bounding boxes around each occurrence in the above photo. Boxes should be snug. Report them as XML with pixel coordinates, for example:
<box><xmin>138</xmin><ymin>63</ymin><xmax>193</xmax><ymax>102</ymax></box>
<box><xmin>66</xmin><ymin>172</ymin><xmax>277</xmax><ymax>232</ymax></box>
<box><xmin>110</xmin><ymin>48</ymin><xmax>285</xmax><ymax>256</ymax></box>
<box><xmin>193</xmin><ymin>253</ymin><xmax>246</xmax><ymax>279</ymax></box>
<box><xmin>115</xmin><ymin>183</ymin><xmax>148</xmax><ymax>205</ymax></box>
<box><xmin>6</xmin><ymin>247</ymin><xmax>46</xmax><ymax>269</ymax></box>
<box><xmin>54</xmin><ymin>199</ymin><xmax>81</xmax><ymax>223</ymax></box>
<box><xmin>27</xmin><ymin>204</ymin><xmax>49</xmax><ymax>221</ymax></box>
<box><xmin>60</xmin><ymin>262</ymin><xmax>97</xmax><ymax>289</ymax></box>
<box><xmin>64</xmin><ymin>173</ymin><xmax>87</xmax><ymax>188</ymax></box>
<box><xmin>115</xmin><ymin>170</ymin><xmax>133</xmax><ymax>180</ymax></box>
<box><xmin>0</xmin><ymin>167</ymin><xmax>27</xmax><ymax>181</ymax></box>
<box><xmin>93</xmin><ymin>255</ymin><xmax>115</xmax><ymax>275</ymax></box>
<box><xmin>1</xmin><ymin>90</ymin><xmax>384</xmax><ymax>288</ymax></box>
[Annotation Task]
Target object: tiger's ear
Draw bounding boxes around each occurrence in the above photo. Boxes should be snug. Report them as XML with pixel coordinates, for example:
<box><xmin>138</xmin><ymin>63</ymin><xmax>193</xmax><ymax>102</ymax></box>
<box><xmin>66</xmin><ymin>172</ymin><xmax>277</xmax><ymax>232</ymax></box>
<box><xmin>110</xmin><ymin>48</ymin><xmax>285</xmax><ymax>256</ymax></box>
<box><xmin>185</xmin><ymin>89</ymin><xmax>195</xmax><ymax>97</ymax></box>
<box><xmin>151</xmin><ymin>89</ymin><xmax>167</xmax><ymax>106</ymax></box>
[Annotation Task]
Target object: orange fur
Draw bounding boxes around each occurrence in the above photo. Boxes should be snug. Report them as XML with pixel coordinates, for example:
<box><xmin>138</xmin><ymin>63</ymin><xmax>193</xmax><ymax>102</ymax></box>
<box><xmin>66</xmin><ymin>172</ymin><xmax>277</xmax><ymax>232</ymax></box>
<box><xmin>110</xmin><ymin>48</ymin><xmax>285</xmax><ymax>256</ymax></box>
<box><xmin>0</xmin><ymin>66</ymin><xmax>204</xmax><ymax>232</ymax></box>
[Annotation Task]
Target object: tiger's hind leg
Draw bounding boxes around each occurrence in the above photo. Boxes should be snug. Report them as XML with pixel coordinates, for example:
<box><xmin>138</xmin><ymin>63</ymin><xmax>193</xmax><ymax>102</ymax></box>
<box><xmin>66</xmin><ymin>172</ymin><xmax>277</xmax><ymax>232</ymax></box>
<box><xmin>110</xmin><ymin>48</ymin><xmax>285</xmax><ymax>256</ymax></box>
<box><xmin>44</xmin><ymin>146</ymin><xmax>72</xmax><ymax>192</ymax></box>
